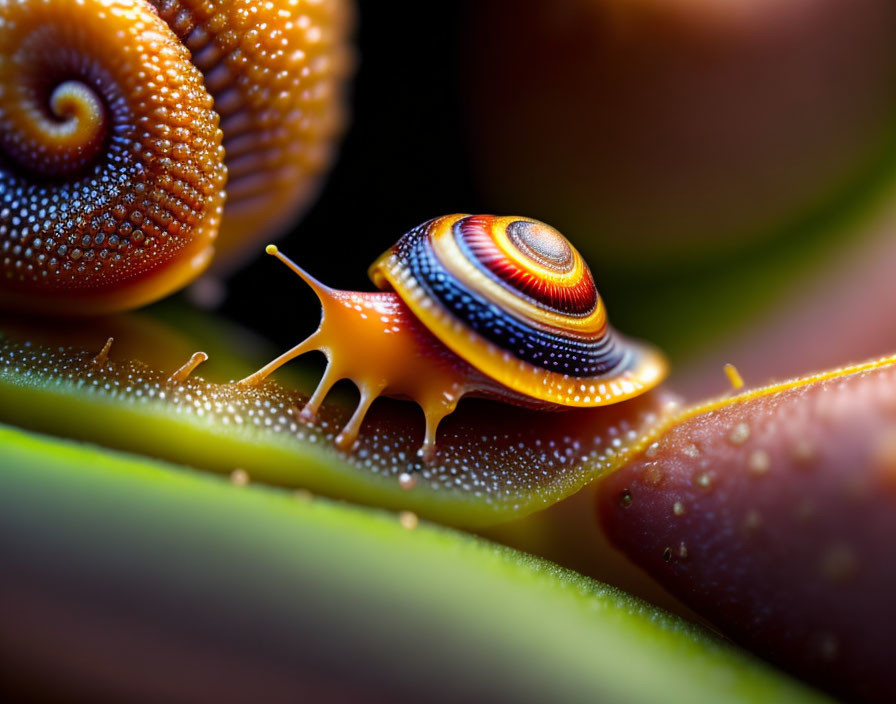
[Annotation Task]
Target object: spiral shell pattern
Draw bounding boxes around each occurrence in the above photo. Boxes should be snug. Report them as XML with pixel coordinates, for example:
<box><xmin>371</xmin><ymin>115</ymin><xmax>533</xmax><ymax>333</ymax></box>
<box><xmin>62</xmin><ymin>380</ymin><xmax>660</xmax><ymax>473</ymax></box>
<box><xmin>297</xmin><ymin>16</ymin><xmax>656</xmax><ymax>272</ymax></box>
<box><xmin>0</xmin><ymin>0</ymin><xmax>226</xmax><ymax>313</ymax></box>
<box><xmin>0</xmin><ymin>0</ymin><xmax>351</xmax><ymax>314</ymax></box>
<box><xmin>370</xmin><ymin>214</ymin><xmax>667</xmax><ymax>406</ymax></box>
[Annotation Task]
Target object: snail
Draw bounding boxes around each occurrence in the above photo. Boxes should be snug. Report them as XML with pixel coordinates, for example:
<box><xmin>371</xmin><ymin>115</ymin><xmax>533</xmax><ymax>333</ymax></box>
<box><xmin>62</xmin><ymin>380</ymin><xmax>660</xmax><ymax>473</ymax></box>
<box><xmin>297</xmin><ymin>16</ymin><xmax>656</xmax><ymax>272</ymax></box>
<box><xmin>239</xmin><ymin>214</ymin><xmax>668</xmax><ymax>459</ymax></box>
<box><xmin>0</xmin><ymin>0</ymin><xmax>352</xmax><ymax>314</ymax></box>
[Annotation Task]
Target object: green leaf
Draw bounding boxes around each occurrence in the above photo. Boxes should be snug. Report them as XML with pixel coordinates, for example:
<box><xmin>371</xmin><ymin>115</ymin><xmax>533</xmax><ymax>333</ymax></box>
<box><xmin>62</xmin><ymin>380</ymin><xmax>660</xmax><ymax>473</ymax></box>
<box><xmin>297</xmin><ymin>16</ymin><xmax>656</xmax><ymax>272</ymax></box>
<box><xmin>0</xmin><ymin>310</ymin><xmax>672</xmax><ymax>527</ymax></box>
<box><xmin>0</xmin><ymin>423</ymin><xmax>829</xmax><ymax>703</ymax></box>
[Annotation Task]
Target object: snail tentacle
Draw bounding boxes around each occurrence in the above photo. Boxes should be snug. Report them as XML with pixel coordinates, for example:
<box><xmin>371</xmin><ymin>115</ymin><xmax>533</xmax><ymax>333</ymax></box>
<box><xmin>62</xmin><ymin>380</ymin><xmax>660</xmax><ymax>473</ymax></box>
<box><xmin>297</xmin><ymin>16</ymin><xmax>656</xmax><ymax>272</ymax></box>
<box><xmin>168</xmin><ymin>350</ymin><xmax>208</xmax><ymax>384</ymax></box>
<box><xmin>236</xmin><ymin>245</ymin><xmax>330</xmax><ymax>388</ymax></box>
<box><xmin>238</xmin><ymin>331</ymin><xmax>323</xmax><ymax>389</ymax></box>
<box><xmin>245</xmin><ymin>215</ymin><xmax>668</xmax><ymax>457</ymax></box>
<box><xmin>241</xmin><ymin>244</ymin><xmax>482</xmax><ymax>458</ymax></box>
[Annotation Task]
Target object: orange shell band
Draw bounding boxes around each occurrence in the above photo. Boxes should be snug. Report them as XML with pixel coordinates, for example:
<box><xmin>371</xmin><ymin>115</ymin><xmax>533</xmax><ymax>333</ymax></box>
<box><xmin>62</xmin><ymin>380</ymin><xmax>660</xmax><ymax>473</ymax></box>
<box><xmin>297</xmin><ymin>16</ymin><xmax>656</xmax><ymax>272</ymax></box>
<box><xmin>426</xmin><ymin>215</ymin><xmax>607</xmax><ymax>335</ymax></box>
<box><xmin>375</xmin><ymin>257</ymin><xmax>666</xmax><ymax>406</ymax></box>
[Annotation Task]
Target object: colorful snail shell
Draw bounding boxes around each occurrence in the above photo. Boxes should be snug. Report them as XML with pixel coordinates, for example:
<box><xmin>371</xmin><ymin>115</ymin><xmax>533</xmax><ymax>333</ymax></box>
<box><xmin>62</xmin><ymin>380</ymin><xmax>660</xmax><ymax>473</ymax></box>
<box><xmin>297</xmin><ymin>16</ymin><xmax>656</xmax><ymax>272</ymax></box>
<box><xmin>240</xmin><ymin>214</ymin><xmax>668</xmax><ymax>459</ymax></box>
<box><xmin>0</xmin><ymin>0</ymin><xmax>351</xmax><ymax>314</ymax></box>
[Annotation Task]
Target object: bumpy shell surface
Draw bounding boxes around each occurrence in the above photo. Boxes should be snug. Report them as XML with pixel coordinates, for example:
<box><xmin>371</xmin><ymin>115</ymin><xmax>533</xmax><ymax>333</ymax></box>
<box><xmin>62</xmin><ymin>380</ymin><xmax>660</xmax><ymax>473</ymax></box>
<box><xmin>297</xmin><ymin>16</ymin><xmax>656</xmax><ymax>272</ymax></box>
<box><xmin>151</xmin><ymin>0</ymin><xmax>353</xmax><ymax>268</ymax></box>
<box><xmin>0</xmin><ymin>0</ymin><xmax>352</xmax><ymax>313</ymax></box>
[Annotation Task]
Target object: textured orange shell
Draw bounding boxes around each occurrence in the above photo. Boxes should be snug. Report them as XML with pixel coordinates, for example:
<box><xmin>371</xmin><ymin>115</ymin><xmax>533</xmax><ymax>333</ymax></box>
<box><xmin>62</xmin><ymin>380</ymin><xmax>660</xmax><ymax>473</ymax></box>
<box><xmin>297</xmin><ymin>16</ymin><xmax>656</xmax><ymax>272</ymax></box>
<box><xmin>0</xmin><ymin>0</ymin><xmax>352</xmax><ymax>314</ymax></box>
<box><xmin>153</xmin><ymin>0</ymin><xmax>353</xmax><ymax>269</ymax></box>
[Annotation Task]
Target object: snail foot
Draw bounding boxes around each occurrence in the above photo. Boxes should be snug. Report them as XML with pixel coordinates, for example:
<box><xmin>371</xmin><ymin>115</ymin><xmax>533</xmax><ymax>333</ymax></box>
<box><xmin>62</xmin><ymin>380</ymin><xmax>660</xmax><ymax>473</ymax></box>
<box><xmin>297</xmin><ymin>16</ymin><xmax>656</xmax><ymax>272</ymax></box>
<box><xmin>246</xmin><ymin>245</ymin><xmax>474</xmax><ymax>460</ymax></box>
<box><xmin>332</xmin><ymin>383</ymin><xmax>385</xmax><ymax>454</ymax></box>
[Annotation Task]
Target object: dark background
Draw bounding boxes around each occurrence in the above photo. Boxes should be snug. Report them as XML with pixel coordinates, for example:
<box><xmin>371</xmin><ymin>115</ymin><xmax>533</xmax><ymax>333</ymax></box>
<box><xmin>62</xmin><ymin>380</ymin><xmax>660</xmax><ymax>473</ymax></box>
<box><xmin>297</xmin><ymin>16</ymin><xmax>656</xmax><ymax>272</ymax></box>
<box><xmin>224</xmin><ymin>3</ymin><xmax>482</xmax><ymax>348</ymax></box>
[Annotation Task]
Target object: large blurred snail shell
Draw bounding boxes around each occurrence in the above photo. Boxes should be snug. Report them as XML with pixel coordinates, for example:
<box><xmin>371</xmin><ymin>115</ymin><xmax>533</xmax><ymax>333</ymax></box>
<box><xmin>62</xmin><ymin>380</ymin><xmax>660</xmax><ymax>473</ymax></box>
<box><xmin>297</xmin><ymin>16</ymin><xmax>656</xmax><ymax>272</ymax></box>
<box><xmin>0</xmin><ymin>0</ymin><xmax>352</xmax><ymax>314</ymax></box>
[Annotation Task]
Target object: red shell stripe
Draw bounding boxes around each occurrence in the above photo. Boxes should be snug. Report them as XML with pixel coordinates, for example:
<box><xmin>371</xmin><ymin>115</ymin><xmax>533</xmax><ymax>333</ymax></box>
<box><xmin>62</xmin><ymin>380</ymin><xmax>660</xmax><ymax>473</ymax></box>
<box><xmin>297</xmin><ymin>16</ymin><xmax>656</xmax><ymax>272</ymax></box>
<box><xmin>455</xmin><ymin>215</ymin><xmax>597</xmax><ymax>317</ymax></box>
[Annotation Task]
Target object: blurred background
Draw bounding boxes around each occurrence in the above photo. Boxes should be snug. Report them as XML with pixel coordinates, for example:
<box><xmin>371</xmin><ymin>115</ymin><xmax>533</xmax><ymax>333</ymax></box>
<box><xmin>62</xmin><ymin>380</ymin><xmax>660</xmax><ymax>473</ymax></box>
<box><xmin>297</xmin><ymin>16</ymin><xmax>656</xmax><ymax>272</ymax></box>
<box><xmin>222</xmin><ymin>0</ymin><xmax>896</xmax><ymax>400</ymax></box>
<box><xmin>5</xmin><ymin>3</ymin><xmax>896</xmax><ymax>701</ymax></box>
<box><xmin>223</xmin><ymin>3</ymin><xmax>483</xmax><ymax>346</ymax></box>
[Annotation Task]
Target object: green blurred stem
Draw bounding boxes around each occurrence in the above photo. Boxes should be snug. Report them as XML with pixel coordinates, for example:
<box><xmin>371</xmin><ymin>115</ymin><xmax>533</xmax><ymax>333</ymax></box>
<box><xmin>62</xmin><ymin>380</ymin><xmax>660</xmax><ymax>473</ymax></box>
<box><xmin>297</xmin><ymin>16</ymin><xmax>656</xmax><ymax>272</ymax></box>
<box><xmin>0</xmin><ymin>424</ymin><xmax>830</xmax><ymax>703</ymax></box>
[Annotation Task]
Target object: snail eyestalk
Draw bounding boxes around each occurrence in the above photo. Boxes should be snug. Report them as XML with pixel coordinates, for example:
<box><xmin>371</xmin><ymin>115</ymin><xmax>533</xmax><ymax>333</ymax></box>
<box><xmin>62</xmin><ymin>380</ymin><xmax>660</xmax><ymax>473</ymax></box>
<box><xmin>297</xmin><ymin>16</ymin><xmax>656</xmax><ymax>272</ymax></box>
<box><xmin>244</xmin><ymin>216</ymin><xmax>668</xmax><ymax>461</ymax></box>
<box><xmin>240</xmin><ymin>247</ymin><xmax>474</xmax><ymax>460</ymax></box>
<box><xmin>263</xmin><ymin>245</ymin><xmax>334</xmax><ymax>302</ymax></box>
<box><xmin>237</xmin><ymin>245</ymin><xmax>330</xmax><ymax>389</ymax></box>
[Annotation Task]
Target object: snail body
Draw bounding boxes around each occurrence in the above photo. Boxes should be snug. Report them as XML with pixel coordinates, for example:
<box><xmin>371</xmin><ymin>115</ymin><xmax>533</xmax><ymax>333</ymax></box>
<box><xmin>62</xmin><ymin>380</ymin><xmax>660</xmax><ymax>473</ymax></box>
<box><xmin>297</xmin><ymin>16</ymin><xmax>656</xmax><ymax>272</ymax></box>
<box><xmin>241</xmin><ymin>214</ymin><xmax>667</xmax><ymax>459</ymax></box>
<box><xmin>0</xmin><ymin>0</ymin><xmax>351</xmax><ymax>314</ymax></box>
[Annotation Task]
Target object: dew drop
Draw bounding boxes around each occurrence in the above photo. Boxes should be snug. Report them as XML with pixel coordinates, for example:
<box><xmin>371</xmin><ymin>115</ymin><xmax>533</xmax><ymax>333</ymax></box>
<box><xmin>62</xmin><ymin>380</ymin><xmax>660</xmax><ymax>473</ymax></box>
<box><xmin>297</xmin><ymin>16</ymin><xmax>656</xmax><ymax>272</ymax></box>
<box><xmin>230</xmin><ymin>468</ymin><xmax>249</xmax><ymax>486</ymax></box>
<box><xmin>683</xmin><ymin>443</ymin><xmax>700</xmax><ymax>459</ymax></box>
<box><xmin>399</xmin><ymin>510</ymin><xmax>419</xmax><ymax>530</ymax></box>
<box><xmin>729</xmin><ymin>422</ymin><xmax>750</xmax><ymax>445</ymax></box>
<box><xmin>748</xmin><ymin>448</ymin><xmax>771</xmax><ymax>475</ymax></box>
<box><xmin>791</xmin><ymin>438</ymin><xmax>817</xmax><ymax>465</ymax></box>
<box><xmin>398</xmin><ymin>472</ymin><xmax>417</xmax><ymax>491</ymax></box>
<box><xmin>643</xmin><ymin>464</ymin><xmax>664</xmax><ymax>486</ymax></box>
<box><xmin>294</xmin><ymin>488</ymin><xmax>313</xmax><ymax>503</ymax></box>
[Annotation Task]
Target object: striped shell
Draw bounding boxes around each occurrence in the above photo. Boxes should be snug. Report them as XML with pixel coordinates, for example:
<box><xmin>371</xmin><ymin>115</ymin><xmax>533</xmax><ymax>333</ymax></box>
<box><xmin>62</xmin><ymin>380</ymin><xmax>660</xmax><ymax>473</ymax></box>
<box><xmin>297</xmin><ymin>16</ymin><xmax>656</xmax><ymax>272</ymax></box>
<box><xmin>369</xmin><ymin>214</ymin><xmax>667</xmax><ymax>406</ymax></box>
